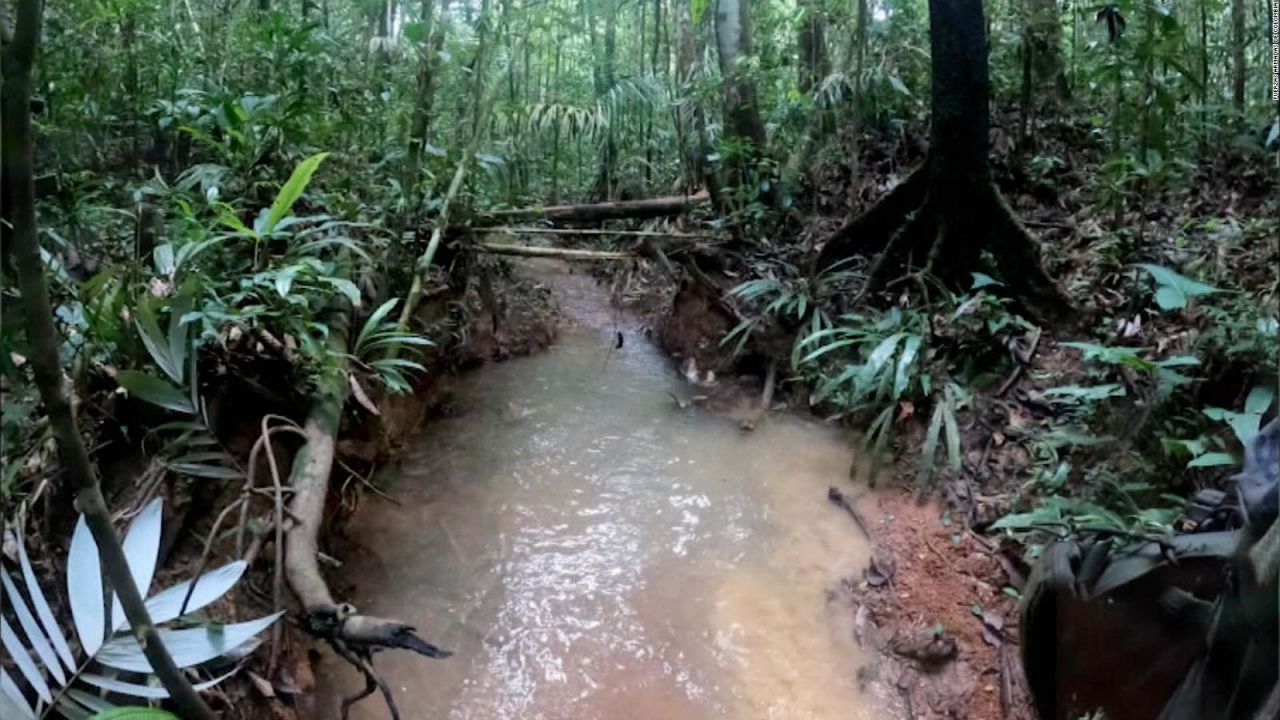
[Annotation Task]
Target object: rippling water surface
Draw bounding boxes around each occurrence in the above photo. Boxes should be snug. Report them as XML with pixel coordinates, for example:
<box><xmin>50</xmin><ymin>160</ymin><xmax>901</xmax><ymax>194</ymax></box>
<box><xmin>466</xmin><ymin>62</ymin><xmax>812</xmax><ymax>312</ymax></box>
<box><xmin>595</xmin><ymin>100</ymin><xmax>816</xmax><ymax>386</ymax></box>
<box><xmin>322</xmin><ymin>263</ymin><xmax>878</xmax><ymax>719</ymax></box>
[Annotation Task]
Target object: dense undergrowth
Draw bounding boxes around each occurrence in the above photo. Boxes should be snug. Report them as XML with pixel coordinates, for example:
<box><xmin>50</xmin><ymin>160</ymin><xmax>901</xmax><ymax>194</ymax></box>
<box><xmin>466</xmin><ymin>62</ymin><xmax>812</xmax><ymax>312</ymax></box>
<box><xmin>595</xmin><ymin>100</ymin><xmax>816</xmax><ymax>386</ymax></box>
<box><xmin>2</xmin><ymin>0</ymin><xmax>1278</xmax><ymax>716</ymax></box>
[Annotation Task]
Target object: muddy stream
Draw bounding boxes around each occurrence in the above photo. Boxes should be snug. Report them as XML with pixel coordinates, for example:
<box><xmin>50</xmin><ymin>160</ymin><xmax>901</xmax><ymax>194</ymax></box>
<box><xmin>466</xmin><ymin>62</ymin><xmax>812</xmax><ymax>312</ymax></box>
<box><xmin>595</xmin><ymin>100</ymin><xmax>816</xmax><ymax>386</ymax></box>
<box><xmin>319</xmin><ymin>261</ymin><xmax>880</xmax><ymax>719</ymax></box>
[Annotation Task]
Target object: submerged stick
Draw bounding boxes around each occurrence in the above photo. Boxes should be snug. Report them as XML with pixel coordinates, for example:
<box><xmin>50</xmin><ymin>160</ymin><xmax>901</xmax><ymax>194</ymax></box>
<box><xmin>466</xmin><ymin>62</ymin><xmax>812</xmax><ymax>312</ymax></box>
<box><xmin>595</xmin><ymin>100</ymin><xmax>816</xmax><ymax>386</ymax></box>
<box><xmin>827</xmin><ymin>486</ymin><xmax>873</xmax><ymax>539</ymax></box>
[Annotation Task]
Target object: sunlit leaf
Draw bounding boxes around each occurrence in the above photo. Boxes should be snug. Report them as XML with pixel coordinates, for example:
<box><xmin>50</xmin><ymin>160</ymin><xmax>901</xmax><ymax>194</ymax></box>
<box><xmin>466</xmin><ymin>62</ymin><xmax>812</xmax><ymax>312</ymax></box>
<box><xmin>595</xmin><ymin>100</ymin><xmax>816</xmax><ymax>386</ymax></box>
<box><xmin>265</xmin><ymin>153</ymin><xmax>331</xmax><ymax>235</ymax></box>
<box><xmin>116</xmin><ymin>371</ymin><xmax>195</xmax><ymax>414</ymax></box>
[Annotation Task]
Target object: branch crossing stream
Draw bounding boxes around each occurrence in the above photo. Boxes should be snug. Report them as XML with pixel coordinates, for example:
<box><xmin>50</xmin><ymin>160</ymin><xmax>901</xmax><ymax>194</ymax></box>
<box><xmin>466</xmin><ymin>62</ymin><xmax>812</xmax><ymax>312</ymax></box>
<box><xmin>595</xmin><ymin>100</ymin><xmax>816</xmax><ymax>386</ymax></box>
<box><xmin>321</xmin><ymin>261</ymin><xmax>880</xmax><ymax>719</ymax></box>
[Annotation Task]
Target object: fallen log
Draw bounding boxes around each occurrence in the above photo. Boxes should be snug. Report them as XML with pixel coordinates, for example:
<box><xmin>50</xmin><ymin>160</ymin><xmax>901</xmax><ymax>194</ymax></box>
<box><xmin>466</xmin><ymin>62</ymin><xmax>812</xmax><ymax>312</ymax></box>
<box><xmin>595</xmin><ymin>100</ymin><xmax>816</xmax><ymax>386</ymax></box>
<box><xmin>477</xmin><ymin>190</ymin><xmax>710</xmax><ymax>224</ymax></box>
<box><xmin>474</xmin><ymin>242</ymin><xmax>634</xmax><ymax>260</ymax></box>
<box><xmin>482</xmin><ymin>226</ymin><xmax>723</xmax><ymax>240</ymax></box>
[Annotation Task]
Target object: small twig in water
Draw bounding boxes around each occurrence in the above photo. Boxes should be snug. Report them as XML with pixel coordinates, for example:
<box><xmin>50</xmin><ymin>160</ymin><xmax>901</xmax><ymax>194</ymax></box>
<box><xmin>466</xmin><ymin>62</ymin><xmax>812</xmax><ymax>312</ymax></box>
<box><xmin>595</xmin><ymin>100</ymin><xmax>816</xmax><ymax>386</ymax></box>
<box><xmin>338</xmin><ymin>459</ymin><xmax>400</xmax><ymax>505</ymax></box>
<box><xmin>827</xmin><ymin>486</ymin><xmax>873</xmax><ymax>540</ymax></box>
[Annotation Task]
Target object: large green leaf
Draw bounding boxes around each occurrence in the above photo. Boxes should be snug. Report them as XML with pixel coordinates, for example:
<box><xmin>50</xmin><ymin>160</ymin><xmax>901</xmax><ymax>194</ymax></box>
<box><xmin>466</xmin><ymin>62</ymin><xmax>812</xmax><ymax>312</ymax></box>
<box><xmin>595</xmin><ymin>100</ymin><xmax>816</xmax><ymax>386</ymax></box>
<box><xmin>116</xmin><ymin>371</ymin><xmax>195</xmax><ymax>414</ymax></box>
<box><xmin>134</xmin><ymin>301</ymin><xmax>183</xmax><ymax>384</ymax></box>
<box><xmin>894</xmin><ymin>335</ymin><xmax>922</xmax><ymax>398</ymax></box>
<box><xmin>1135</xmin><ymin>263</ymin><xmax>1221</xmax><ymax>311</ymax></box>
<box><xmin>264</xmin><ymin>152</ymin><xmax>331</xmax><ymax>235</ymax></box>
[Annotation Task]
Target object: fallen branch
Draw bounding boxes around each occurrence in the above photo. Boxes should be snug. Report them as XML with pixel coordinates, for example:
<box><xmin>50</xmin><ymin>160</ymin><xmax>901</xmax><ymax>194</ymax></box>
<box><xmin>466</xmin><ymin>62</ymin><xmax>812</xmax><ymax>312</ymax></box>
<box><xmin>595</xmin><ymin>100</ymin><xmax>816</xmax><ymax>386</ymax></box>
<box><xmin>474</xmin><ymin>242</ymin><xmax>634</xmax><ymax>260</ymax></box>
<box><xmin>482</xmin><ymin>226</ymin><xmax>724</xmax><ymax>240</ymax></box>
<box><xmin>827</xmin><ymin>486</ymin><xmax>873</xmax><ymax>540</ymax></box>
<box><xmin>284</xmin><ymin>301</ymin><xmax>351</xmax><ymax>610</ymax></box>
<box><xmin>477</xmin><ymin>190</ymin><xmax>710</xmax><ymax>225</ymax></box>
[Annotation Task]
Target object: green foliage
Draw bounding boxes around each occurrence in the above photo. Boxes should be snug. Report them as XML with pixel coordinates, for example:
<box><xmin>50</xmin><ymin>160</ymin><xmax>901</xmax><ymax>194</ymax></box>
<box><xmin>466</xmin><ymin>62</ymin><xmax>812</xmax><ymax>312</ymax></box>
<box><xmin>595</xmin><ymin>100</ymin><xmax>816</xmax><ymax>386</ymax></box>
<box><xmin>89</xmin><ymin>709</ymin><xmax>181</xmax><ymax>720</ymax></box>
<box><xmin>350</xmin><ymin>300</ymin><xmax>434</xmax><ymax>394</ymax></box>
<box><xmin>1133</xmin><ymin>263</ymin><xmax>1221</xmax><ymax>311</ymax></box>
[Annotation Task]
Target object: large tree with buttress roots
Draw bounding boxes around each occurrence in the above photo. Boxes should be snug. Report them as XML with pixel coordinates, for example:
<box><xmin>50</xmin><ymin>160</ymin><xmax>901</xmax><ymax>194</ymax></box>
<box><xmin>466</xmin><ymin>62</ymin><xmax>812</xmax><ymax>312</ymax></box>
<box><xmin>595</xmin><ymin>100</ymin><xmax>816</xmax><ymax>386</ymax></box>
<box><xmin>814</xmin><ymin>0</ymin><xmax>1073</xmax><ymax>323</ymax></box>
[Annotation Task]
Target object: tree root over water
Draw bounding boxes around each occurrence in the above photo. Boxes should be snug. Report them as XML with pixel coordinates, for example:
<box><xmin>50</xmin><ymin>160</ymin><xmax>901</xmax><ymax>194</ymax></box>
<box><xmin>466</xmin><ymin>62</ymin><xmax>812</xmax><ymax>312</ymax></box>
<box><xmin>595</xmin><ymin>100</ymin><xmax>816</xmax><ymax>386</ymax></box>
<box><xmin>282</xmin><ymin>300</ymin><xmax>451</xmax><ymax>720</ymax></box>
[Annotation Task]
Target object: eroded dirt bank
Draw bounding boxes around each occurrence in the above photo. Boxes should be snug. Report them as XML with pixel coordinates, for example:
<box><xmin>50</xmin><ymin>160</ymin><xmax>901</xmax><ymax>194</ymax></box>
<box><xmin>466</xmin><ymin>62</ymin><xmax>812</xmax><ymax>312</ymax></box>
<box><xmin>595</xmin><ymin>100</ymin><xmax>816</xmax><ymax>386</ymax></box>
<box><xmin>653</xmin><ymin>277</ymin><xmax>1039</xmax><ymax>720</ymax></box>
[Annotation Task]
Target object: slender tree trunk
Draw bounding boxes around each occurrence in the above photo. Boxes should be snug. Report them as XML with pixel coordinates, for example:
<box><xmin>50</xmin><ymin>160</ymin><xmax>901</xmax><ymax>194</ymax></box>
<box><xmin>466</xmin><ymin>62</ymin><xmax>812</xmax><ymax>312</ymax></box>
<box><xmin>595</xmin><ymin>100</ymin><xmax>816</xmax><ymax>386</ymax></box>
<box><xmin>1025</xmin><ymin>0</ymin><xmax>1066</xmax><ymax>100</ymax></box>
<box><xmin>3</xmin><ymin>2</ymin><xmax>216</xmax><ymax>717</ymax></box>
<box><xmin>674</xmin><ymin>0</ymin><xmax>721</xmax><ymax>205</ymax></box>
<box><xmin>550</xmin><ymin>39</ymin><xmax>563</xmax><ymax>203</ymax></box>
<box><xmin>793</xmin><ymin>0</ymin><xmax>830</xmax><ymax>183</ymax></box>
<box><xmin>1199</xmin><ymin>0</ymin><xmax>1208</xmax><ymax>153</ymax></box>
<box><xmin>1138</xmin><ymin>0</ymin><xmax>1155</xmax><ymax>166</ymax></box>
<box><xmin>397</xmin><ymin>0</ymin><xmax>495</xmax><ymax>331</ymax></box>
<box><xmin>714</xmin><ymin>0</ymin><xmax>775</xmax><ymax>203</ymax></box>
<box><xmin>1230</xmin><ymin>0</ymin><xmax>1245</xmax><ymax>116</ymax></box>
<box><xmin>848</xmin><ymin>0</ymin><xmax>868</xmax><ymax>209</ymax></box>
<box><xmin>796</xmin><ymin>0</ymin><xmax>828</xmax><ymax>95</ymax></box>
<box><xmin>599</xmin><ymin>0</ymin><xmax>619</xmax><ymax>199</ymax></box>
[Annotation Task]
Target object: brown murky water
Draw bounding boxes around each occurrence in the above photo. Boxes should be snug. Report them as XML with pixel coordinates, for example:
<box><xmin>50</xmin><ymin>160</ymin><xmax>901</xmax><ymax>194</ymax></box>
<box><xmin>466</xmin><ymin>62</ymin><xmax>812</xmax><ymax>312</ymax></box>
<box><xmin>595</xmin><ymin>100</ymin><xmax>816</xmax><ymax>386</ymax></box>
<box><xmin>320</xmin><ymin>263</ymin><xmax>879</xmax><ymax>719</ymax></box>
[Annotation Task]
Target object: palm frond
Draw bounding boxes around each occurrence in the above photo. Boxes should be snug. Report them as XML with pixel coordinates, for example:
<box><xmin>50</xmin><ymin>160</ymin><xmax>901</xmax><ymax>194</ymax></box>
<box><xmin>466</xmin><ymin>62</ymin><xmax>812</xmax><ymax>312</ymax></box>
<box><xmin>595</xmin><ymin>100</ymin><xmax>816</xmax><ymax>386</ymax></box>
<box><xmin>1</xmin><ymin>500</ymin><xmax>280</xmax><ymax>718</ymax></box>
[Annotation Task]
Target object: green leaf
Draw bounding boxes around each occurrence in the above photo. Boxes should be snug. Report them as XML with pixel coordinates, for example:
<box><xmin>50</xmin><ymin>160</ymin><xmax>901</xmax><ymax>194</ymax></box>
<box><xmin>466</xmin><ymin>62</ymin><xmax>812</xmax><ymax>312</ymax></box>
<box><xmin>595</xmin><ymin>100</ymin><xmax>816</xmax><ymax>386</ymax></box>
<box><xmin>1187</xmin><ymin>452</ymin><xmax>1236</xmax><ymax>468</ymax></box>
<box><xmin>970</xmin><ymin>272</ymin><xmax>1002</xmax><ymax>290</ymax></box>
<box><xmin>941</xmin><ymin>391</ymin><xmax>961</xmax><ymax>472</ymax></box>
<box><xmin>859</xmin><ymin>333</ymin><xmax>907</xmax><ymax>388</ymax></box>
<box><xmin>116</xmin><ymin>371</ymin><xmax>195</xmax><ymax>414</ymax></box>
<box><xmin>1245</xmin><ymin>386</ymin><xmax>1275</xmax><ymax>415</ymax></box>
<box><xmin>167</xmin><ymin>291</ymin><xmax>193</xmax><ymax>382</ymax></box>
<box><xmin>320</xmin><ymin>276</ymin><xmax>362</xmax><ymax>308</ymax></box>
<box><xmin>1154</xmin><ymin>286</ymin><xmax>1186</xmax><ymax>310</ymax></box>
<box><xmin>355</xmin><ymin>299</ymin><xmax>400</xmax><ymax>352</ymax></box>
<box><xmin>1135</xmin><ymin>263</ymin><xmax>1220</xmax><ymax>311</ymax></box>
<box><xmin>135</xmin><ymin>301</ymin><xmax>182</xmax><ymax>383</ymax></box>
<box><xmin>264</xmin><ymin>152</ymin><xmax>331</xmax><ymax>235</ymax></box>
<box><xmin>920</xmin><ymin>400</ymin><xmax>946</xmax><ymax>485</ymax></box>
<box><xmin>89</xmin><ymin>707</ymin><xmax>181</xmax><ymax>720</ymax></box>
<box><xmin>894</xmin><ymin>335</ymin><xmax>922</xmax><ymax>398</ymax></box>
<box><xmin>153</xmin><ymin>243</ymin><xmax>176</xmax><ymax>276</ymax></box>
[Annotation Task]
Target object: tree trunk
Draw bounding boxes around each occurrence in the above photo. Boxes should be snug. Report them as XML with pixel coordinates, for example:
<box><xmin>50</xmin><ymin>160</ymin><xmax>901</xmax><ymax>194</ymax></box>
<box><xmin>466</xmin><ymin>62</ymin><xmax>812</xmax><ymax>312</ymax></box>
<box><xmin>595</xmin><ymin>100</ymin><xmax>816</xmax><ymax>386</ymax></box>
<box><xmin>595</xmin><ymin>0</ymin><xmax>619</xmax><ymax>199</ymax></box>
<box><xmin>714</xmin><ymin>0</ymin><xmax>776</xmax><ymax>203</ymax></box>
<box><xmin>1230</xmin><ymin>0</ymin><xmax>1245</xmax><ymax>116</ymax></box>
<box><xmin>675</xmin><ymin>1</ymin><xmax>700</xmax><ymax>190</ymax></box>
<box><xmin>674</xmin><ymin>0</ymin><xmax>721</xmax><ymax>205</ymax></box>
<box><xmin>847</xmin><ymin>0</ymin><xmax>868</xmax><ymax>209</ymax></box>
<box><xmin>815</xmin><ymin>0</ymin><xmax>1071</xmax><ymax>324</ymax></box>
<box><xmin>404</xmin><ymin>0</ymin><xmax>446</xmax><ymax>215</ymax></box>
<box><xmin>796</xmin><ymin>0</ymin><xmax>828</xmax><ymax>94</ymax></box>
<box><xmin>1025</xmin><ymin>0</ymin><xmax>1066</xmax><ymax>100</ymax></box>
<box><xmin>3</xmin><ymin>2</ymin><xmax>216</xmax><ymax>716</ymax></box>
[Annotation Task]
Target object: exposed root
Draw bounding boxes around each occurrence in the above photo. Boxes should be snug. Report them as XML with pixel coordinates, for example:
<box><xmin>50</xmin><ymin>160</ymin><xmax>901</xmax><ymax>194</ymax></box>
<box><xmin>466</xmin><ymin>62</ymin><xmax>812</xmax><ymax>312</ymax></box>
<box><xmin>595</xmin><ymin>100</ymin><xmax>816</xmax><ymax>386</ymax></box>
<box><xmin>852</xmin><ymin>199</ymin><xmax>938</xmax><ymax>306</ymax></box>
<box><xmin>813</xmin><ymin>162</ymin><xmax>930</xmax><ymax>272</ymax></box>
<box><xmin>811</xmin><ymin>155</ymin><xmax>1073</xmax><ymax>324</ymax></box>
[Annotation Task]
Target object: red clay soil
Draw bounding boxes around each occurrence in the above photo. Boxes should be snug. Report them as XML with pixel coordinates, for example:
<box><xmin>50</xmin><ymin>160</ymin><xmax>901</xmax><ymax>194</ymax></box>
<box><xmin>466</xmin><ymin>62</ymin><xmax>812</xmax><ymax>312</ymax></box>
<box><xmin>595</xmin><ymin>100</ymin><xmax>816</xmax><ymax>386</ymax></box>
<box><xmin>851</xmin><ymin>488</ymin><xmax>1037</xmax><ymax>720</ymax></box>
